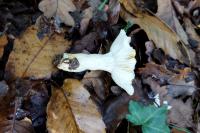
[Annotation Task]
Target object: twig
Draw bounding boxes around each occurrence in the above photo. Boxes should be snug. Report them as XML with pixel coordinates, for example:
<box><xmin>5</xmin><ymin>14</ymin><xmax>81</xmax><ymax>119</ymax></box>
<box><xmin>11</xmin><ymin>97</ymin><xmax>20</xmax><ymax>133</ymax></box>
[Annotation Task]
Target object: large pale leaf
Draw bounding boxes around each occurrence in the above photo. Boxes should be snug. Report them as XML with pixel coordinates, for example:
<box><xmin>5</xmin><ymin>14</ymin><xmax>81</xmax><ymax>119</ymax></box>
<box><xmin>47</xmin><ymin>79</ymin><xmax>106</xmax><ymax>133</ymax></box>
<box><xmin>39</xmin><ymin>0</ymin><xmax>76</xmax><ymax>26</ymax></box>
<box><xmin>120</xmin><ymin>0</ymin><xmax>196</xmax><ymax>66</ymax></box>
<box><xmin>6</xmin><ymin>26</ymin><xmax>71</xmax><ymax>79</ymax></box>
<box><xmin>156</xmin><ymin>0</ymin><xmax>189</xmax><ymax>45</ymax></box>
<box><xmin>126</xmin><ymin>101</ymin><xmax>170</xmax><ymax>133</ymax></box>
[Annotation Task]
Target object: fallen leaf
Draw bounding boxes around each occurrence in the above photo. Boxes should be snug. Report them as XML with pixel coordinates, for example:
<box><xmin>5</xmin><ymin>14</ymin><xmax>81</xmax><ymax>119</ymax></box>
<box><xmin>0</xmin><ymin>118</ymin><xmax>34</xmax><ymax>133</ymax></box>
<box><xmin>15</xmin><ymin>79</ymin><xmax>49</xmax><ymax>129</ymax></box>
<box><xmin>145</xmin><ymin>40</ymin><xmax>156</xmax><ymax>62</ymax></box>
<box><xmin>0</xmin><ymin>1</ymin><xmax>33</xmax><ymax>36</ymax></box>
<box><xmin>186</xmin><ymin>0</ymin><xmax>200</xmax><ymax>25</ymax></box>
<box><xmin>171</xmin><ymin>127</ymin><xmax>188</xmax><ymax>133</ymax></box>
<box><xmin>39</xmin><ymin>0</ymin><xmax>76</xmax><ymax>26</ymax></box>
<box><xmin>120</xmin><ymin>0</ymin><xmax>196</xmax><ymax>66</ymax></box>
<box><xmin>142</xmin><ymin>77</ymin><xmax>168</xmax><ymax>103</ymax></box>
<box><xmin>80</xmin><ymin>7</ymin><xmax>93</xmax><ymax>35</ymax></box>
<box><xmin>138</xmin><ymin>63</ymin><xmax>196</xmax><ymax>129</ymax></box>
<box><xmin>172</xmin><ymin>0</ymin><xmax>185</xmax><ymax>15</ymax></box>
<box><xmin>69</xmin><ymin>32</ymin><xmax>100</xmax><ymax>53</ymax></box>
<box><xmin>107</xmin><ymin>0</ymin><xmax>121</xmax><ymax>25</ymax></box>
<box><xmin>0</xmin><ymin>35</ymin><xmax>8</xmax><ymax>57</ymax></box>
<box><xmin>156</xmin><ymin>0</ymin><xmax>189</xmax><ymax>45</ymax></box>
<box><xmin>138</xmin><ymin>63</ymin><xmax>173</xmax><ymax>83</ymax></box>
<box><xmin>82</xmin><ymin>70</ymin><xmax>111</xmax><ymax>100</ymax></box>
<box><xmin>0</xmin><ymin>35</ymin><xmax>15</xmax><ymax>80</ymax></box>
<box><xmin>47</xmin><ymin>79</ymin><xmax>106</xmax><ymax>133</ymax></box>
<box><xmin>126</xmin><ymin>101</ymin><xmax>170</xmax><ymax>133</ymax></box>
<box><xmin>139</xmin><ymin>63</ymin><xmax>197</xmax><ymax>98</ymax></box>
<box><xmin>183</xmin><ymin>17</ymin><xmax>200</xmax><ymax>49</ymax></box>
<box><xmin>6</xmin><ymin>25</ymin><xmax>71</xmax><ymax>79</ymax></box>
<box><xmin>103</xmin><ymin>78</ymin><xmax>151</xmax><ymax>132</ymax></box>
<box><xmin>168</xmin><ymin>99</ymin><xmax>194</xmax><ymax>128</ymax></box>
<box><xmin>110</xmin><ymin>86</ymin><xmax>123</xmax><ymax>95</ymax></box>
<box><xmin>0</xmin><ymin>80</ymin><xmax>9</xmax><ymax>97</ymax></box>
<box><xmin>103</xmin><ymin>93</ymin><xmax>130</xmax><ymax>131</ymax></box>
<box><xmin>198</xmin><ymin>123</ymin><xmax>200</xmax><ymax>133</ymax></box>
<box><xmin>151</xmin><ymin>48</ymin><xmax>166</xmax><ymax>64</ymax></box>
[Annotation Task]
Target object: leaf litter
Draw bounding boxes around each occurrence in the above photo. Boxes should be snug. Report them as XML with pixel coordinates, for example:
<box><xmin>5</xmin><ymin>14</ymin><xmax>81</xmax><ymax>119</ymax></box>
<box><xmin>0</xmin><ymin>0</ymin><xmax>200</xmax><ymax>132</ymax></box>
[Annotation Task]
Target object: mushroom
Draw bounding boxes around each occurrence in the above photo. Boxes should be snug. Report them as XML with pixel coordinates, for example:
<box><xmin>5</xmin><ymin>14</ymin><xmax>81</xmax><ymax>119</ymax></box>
<box><xmin>57</xmin><ymin>30</ymin><xmax>136</xmax><ymax>95</ymax></box>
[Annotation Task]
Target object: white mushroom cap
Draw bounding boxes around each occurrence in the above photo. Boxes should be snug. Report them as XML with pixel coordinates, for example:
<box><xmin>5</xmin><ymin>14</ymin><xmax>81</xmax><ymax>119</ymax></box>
<box><xmin>57</xmin><ymin>30</ymin><xmax>136</xmax><ymax>95</ymax></box>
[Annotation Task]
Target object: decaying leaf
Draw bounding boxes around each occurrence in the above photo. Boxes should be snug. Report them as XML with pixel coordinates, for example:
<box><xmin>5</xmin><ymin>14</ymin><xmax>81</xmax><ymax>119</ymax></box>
<box><xmin>6</xmin><ymin>25</ymin><xmax>71</xmax><ymax>79</ymax></box>
<box><xmin>184</xmin><ymin>17</ymin><xmax>200</xmax><ymax>48</ymax></box>
<box><xmin>0</xmin><ymin>118</ymin><xmax>35</xmax><ymax>133</ymax></box>
<box><xmin>120</xmin><ymin>0</ymin><xmax>196</xmax><ymax>66</ymax></box>
<box><xmin>70</xmin><ymin>32</ymin><xmax>100</xmax><ymax>53</ymax></box>
<box><xmin>0</xmin><ymin>80</ymin><xmax>9</xmax><ymax>97</ymax></box>
<box><xmin>138</xmin><ymin>63</ymin><xmax>196</xmax><ymax>129</ymax></box>
<box><xmin>108</xmin><ymin>0</ymin><xmax>121</xmax><ymax>25</ymax></box>
<box><xmin>39</xmin><ymin>0</ymin><xmax>76</xmax><ymax>26</ymax></box>
<box><xmin>138</xmin><ymin>63</ymin><xmax>173</xmax><ymax>82</ymax></box>
<box><xmin>82</xmin><ymin>70</ymin><xmax>111</xmax><ymax>100</ymax></box>
<box><xmin>14</xmin><ymin>79</ymin><xmax>49</xmax><ymax>129</ymax></box>
<box><xmin>47</xmin><ymin>79</ymin><xmax>106</xmax><ymax>133</ymax></box>
<box><xmin>103</xmin><ymin>78</ymin><xmax>151</xmax><ymax>132</ymax></box>
<box><xmin>156</xmin><ymin>0</ymin><xmax>189</xmax><ymax>45</ymax></box>
<box><xmin>0</xmin><ymin>35</ymin><xmax>8</xmax><ymax>57</ymax></box>
<box><xmin>80</xmin><ymin>7</ymin><xmax>93</xmax><ymax>35</ymax></box>
<box><xmin>168</xmin><ymin>99</ymin><xmax>194</xmax><ymax>128</ymax></box>
<box><xmin>139</xmin><ymin>63</ymin><xmax>197</xmax><ymax>99</ymax></box>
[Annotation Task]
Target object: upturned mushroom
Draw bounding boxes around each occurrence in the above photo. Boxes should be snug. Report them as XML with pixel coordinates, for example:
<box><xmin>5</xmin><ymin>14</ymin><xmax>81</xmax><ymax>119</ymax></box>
<box><xmin>57</xmin><ymin>30</ymin><xmax>136</xmax><ymax>95</ymax></box>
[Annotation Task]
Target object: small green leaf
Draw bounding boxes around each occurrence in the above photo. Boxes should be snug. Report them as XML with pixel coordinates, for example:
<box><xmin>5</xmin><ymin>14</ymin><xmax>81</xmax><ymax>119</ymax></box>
<box><xmin>98</xmin><ymin>0</ymin><xmax>108</xmax><ymax>11</ymax></box>
<box><xmin>126</xmin><ymin>101</ymin><xmax>170</xmax><ymax>133</ymax></box>
<box><xmin>124</xmin><ymin>21</ymin><xmax>133</xmax><ymax>33</ymax></box>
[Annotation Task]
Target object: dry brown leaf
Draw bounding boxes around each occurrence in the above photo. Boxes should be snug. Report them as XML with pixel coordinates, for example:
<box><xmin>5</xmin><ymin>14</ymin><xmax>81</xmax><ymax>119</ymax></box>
<box><xmin>47</xmin><ymin>79</ymin><xmax>106</xmax><ymax>133</ymax></box>
<box><xmin>108</xmin><ymin>0</ymin><xmax>121</xmax><ymax>25</ymax></box>
<box><xmin>0</xmin><ymin>35</ymin><xmax>8</xmax><ymax>57</ymax></box>
<box><xmin>139</xmin><ymin>65</ymin><xmax>195</xmax><ymax>128</ymax></box>
<box><xmin>139</xmin><ymin>63</ymin><xmax>197</xmax><ymax>98</ymax></box>
<box><xmin>156</xmin><ymin>0</ymin><xmax>189</xmax><ymax>45</ymax></box>
<box><xmin>168</xmin><ymin>99</ymin><xmax>194</xmax><ymax>128</ymax></box>
<box><xmin>138</xmin><ymin>63</ymin><xmax>173</xmax><ymax>79</ymax></box>
<box><xmin>120</xmin><ymin>0</ymin><xmax>196</xmax><ymax>66</ymax></box>
<box><xmin>0</xmin><ymin>80</ymin><xmax>9</xmax><ymax>98</ymax></box>
<box><xmin>80</xmin><ymin>7</ymin><xmax>93</xmax><ymax>35</ymax></box>
<box><xmin>6</xmin><ymin>25</ymin><xmax>71</xmax><ymax>79</ymax></box>
<box><xmin>82</xmin><ymin>70</ymin><xmax>111</xmax><ymax>100</ymax></box>
<box><xmin>39</xmin><ymin>0</ymin><xmax>76</xmax><ymax>26</ymax></box>
<box><xmin>0</xmin><ymin>118</ymin><xmax>35</xmax><ymax>133</ymax></box>
<box><xmin>184</xmin><ymin>17</ymin><xmax>200</xmax><ymax>48</ymax></box>
<box><xmin>70</xmin><ymin>32</ymin><xmax>100</xmax><ymax>53</ymax></box>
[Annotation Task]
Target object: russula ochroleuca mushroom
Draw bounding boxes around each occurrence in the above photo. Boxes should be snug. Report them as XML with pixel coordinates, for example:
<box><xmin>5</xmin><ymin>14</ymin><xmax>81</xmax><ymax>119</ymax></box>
<box><xmin>57</xmin><ymin>30</ymin><xmax>136</xmax><ymax>95</ymax></box>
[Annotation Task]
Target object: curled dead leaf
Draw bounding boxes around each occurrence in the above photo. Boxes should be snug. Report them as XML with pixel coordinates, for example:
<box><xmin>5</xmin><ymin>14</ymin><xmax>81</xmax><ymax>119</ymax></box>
<box><xmin>39</xmin><ymin>0</ymin><xmax>76</xmax><ymax>26</ymax></box>
<box><xmin>120</xmin><ymin>0</ymin><xmax>196</xmax><ymax>66</ymax></box>
<box><xmin>47</xmin><ymin>79</ymin><xmax>106</xmax><ymax>133</ymax></box>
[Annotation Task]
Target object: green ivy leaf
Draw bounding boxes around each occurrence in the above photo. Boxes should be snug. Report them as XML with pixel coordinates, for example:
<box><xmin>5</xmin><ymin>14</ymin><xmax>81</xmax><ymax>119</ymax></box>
<box><xmin>126</xmin><ymin>101</ymin><xmax>170</xmax><ymax>133</ymax></box>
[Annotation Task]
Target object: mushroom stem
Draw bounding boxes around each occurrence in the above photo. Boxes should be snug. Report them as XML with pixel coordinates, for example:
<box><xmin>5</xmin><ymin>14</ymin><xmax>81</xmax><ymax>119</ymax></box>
<box><xmin>71</xmin><ymin>53</ymin><xmax>114</xmax><ymax>72</ymax></box>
